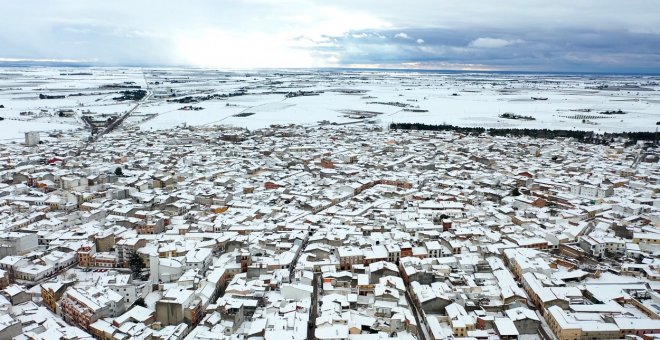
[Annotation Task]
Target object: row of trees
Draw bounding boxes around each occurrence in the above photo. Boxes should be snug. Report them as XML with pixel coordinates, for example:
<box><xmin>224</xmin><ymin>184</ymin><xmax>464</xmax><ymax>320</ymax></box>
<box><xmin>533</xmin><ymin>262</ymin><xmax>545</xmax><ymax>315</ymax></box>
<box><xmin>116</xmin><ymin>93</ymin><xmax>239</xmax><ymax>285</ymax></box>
<box><xmin>167</xmin><ymin>90</ymin><xmax>247</xmax><ymax>104</ymax></box>
<box><xmin>113</xmin><ymin>90</ymin><xmax>147</xmax><ymax>101</ymax></box>
<box><xmin>499</xmin><ymin>113</ymin><xmax>536</xmax><ymax>121</ymax></box>
<box><xmin>389</xmin><ymin>123</ymin><xmax>485</xmax><ymax>134</ymax></box>
<box><xmin>389</xmin><ymin>122</ymin><xmax>656</xmax><ymax>144</ymax></box>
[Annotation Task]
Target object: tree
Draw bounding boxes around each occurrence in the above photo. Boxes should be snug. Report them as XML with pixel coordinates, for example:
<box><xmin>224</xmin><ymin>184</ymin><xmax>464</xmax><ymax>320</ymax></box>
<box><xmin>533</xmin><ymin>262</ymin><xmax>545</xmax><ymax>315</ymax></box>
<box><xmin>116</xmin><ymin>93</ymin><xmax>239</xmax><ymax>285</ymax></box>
<box><xmin>134</xmin><ymin>297</ymin><xmax>146</xmax><ymax>307</ymax></box>
<box><xmin>511</xmin><ymin>187</ymin><xmax>521</xmax><ymax>196</ymax></box>
<box><xmin>128</xmin><ymin>250</ymin><xmax>145</xmax><ymax>279</ymax></box>
<box><xmin>114</xmin><ymin>167</ymin><xmax>123</xmax><ymax>176</ymax></box>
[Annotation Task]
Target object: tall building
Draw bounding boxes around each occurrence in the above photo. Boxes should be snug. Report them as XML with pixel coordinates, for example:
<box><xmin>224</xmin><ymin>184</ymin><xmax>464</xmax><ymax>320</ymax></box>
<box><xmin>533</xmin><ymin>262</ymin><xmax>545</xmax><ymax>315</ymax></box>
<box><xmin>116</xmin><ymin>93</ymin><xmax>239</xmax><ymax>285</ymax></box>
<box><xmin>24</xmin><ymin>131</ymin><xmax>40</xmax><ymax>146</ymax></box>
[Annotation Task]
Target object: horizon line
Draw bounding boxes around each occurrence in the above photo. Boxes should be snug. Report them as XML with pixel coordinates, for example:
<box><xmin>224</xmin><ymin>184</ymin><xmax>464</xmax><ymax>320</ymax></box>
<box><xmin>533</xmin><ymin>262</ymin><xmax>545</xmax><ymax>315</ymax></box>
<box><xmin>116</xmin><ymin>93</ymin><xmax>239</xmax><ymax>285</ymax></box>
<box><xmin>0</xmin><ymin>60</ymin><xmax>658</xmax><ymax>76</ymax></box>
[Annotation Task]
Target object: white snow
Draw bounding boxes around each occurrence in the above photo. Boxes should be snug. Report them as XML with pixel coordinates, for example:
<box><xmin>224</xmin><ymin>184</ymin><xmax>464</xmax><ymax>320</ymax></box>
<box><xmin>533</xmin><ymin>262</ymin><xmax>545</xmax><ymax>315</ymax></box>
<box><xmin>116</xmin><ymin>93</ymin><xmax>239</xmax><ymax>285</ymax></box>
<box><xmin>2</xmin><ymin>68</ymin><xmax>660</xmax><ymax>141</ymax></box>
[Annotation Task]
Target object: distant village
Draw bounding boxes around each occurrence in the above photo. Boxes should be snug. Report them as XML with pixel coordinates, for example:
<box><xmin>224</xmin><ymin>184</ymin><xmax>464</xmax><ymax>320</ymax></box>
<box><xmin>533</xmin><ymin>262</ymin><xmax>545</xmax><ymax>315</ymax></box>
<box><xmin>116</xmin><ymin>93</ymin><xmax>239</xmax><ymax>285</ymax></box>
<box><xmin>0</xmin><ymin>124</ymin><xmax>659</xmax><ymax>340</ymax></box>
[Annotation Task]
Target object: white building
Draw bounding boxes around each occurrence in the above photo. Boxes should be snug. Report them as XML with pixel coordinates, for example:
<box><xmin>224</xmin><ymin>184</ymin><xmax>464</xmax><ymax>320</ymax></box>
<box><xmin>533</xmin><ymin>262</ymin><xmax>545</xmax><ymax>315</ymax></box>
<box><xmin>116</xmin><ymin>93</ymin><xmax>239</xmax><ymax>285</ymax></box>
<box><xmin>25</xmin><ymin>131</ymin><xmax>40</xmax><ymax>146</ymax></box>
<box><xmin>0</xmin><ymin>232</ymin><xmax>39</xmax><ymax>257</ymax></box>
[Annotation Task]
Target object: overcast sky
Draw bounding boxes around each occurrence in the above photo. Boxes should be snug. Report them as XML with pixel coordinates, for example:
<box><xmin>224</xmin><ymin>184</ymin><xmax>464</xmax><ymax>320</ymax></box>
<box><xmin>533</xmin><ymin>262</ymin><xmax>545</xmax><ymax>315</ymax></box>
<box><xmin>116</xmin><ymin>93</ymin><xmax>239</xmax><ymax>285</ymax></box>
<box><xmin>1</xmin><ymin>0</ymin><xmax>659</xmax><ymax>72</ymax></box>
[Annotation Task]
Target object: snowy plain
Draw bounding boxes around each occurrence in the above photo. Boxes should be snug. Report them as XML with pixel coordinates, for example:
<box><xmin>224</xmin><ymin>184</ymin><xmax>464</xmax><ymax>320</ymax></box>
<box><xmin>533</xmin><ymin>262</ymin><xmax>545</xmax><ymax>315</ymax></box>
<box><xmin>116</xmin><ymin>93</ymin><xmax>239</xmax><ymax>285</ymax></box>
<box><xmin>1</xmin><ymin>67</ymin><xmax>659</xmax><ymax>142</ymax></box>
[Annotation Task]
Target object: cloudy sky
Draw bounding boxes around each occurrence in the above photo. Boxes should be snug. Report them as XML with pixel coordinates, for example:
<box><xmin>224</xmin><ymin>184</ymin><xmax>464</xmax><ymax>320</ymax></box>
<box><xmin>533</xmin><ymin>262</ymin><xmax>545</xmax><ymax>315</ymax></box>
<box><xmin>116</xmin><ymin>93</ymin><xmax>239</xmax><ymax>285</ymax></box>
<box><xmin>1</xmin><ymin>0</ymin><xmax>659</xmax><ymax>72</ymax></box>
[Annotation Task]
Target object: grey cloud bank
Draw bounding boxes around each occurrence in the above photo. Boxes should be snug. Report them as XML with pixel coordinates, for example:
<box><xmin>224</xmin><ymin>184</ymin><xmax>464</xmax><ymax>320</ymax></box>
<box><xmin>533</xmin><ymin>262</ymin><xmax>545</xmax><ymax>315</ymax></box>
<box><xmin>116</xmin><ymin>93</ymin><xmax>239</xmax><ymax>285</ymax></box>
<box><xmin>0</xmin><ymin>0</ymin><xmax>659</xmax><ymax>72</ymax></box>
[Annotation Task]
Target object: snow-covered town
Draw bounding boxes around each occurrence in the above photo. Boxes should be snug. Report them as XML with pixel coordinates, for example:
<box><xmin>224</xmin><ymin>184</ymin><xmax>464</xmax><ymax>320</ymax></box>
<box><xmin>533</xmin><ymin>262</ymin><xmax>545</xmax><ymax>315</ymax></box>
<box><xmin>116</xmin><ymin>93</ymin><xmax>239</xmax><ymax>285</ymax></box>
<box><xmin>1</xmin><ymin>105</ymin><xmax>660</xmax><ymax>340</ymax></box>
<box><xmin>2</xmin><ymin>0</ymin><xmax>660</xmax><ymax>338</ymax></box>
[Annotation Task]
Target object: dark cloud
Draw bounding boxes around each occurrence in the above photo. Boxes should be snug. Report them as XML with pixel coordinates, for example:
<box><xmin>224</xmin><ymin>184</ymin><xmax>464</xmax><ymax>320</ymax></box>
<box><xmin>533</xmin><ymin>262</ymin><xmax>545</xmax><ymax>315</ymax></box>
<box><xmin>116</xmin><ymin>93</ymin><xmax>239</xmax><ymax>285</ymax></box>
<box><xmin>313</xmin><ymin>27</ymin><xmax>660</xmax><ymax>72</ymax></box>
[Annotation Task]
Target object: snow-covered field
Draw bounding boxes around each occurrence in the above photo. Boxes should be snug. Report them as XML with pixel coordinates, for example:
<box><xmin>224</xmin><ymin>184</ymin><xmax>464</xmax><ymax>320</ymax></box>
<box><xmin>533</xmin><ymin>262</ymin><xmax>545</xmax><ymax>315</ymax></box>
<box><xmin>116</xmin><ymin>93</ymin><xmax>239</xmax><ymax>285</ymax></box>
<box><xmin>1</xmin><ymin>67</ymin><xmax>659</xmax><ymax>142</ymax></box>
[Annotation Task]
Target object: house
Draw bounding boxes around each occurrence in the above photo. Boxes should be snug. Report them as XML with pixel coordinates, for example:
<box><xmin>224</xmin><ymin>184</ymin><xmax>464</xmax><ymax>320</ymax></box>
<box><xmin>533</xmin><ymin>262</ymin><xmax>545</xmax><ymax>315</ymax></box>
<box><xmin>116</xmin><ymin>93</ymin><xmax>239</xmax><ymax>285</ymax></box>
<box><xmin>1</xmin><ymin>284</ymin><xmax>31</xmax><ymax>305</ymax></box>
<box><xmin>337</xmin><ymin>246</ymin><xmax>364</xmax><ymax>270</ymax></box>
<box><xmin>368</xmin><ymin>261</ymin><xmax>399</xmax><ymax>284</ymax></box>
<box><xmin>60</xmin><ymin>286</ymin><xmax>125</xmax><ymax>331</ymax></box>
<box><xmin>41</xmin><ymin>280</ymin><xmax>73</xmax><ymax>312</ymax></box>
<box><xmin>494</xmin><ymin>317</ymin><xmax>520</xmax><ymax>340</ymax></box>
<box><xmin>155</xmin><ymin>287</ymin><xmax>203</xmax><ymax>326</ymax></box>
<box><xmin>505</xmin><ymin>307</ymin><xmax>541</xmax><ymax>334</ymax></box>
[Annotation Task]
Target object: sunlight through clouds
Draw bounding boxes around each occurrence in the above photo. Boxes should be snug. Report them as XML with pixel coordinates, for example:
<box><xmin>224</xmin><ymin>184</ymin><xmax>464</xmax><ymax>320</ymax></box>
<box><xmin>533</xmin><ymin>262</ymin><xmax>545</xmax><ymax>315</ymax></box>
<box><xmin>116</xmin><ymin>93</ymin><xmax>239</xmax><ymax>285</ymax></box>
<box><xmin>0</xmin><ymin>0</ymin><xmax>658</xmax><ymax>71</ymax></box>
<box><xmin>174</xmin><ymin>30</ymin><xmax>317</xmax><ymax>68</ymax></box>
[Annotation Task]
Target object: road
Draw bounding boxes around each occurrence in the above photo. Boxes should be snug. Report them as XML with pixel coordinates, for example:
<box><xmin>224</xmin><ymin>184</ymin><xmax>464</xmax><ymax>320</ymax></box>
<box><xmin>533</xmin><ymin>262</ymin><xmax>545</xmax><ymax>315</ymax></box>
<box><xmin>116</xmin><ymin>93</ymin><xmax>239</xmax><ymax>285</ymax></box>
<box><xmin>404</xmin><ymin>289</ymin><xmax>429</xmax><ymax>340</ymax></box>
<box><xmin>91</xmin><ymin>90</ymin><xmax>151</xmax><ymax>141</ymax></box>
<box><xmin>84</xmin><ymin>70</ymin><xmax>152</xmax><ymax>143</ymax></box>
<box><xmin>536</xmin><ymin>310</ymin><xmax>558</xmax><ymax>340</ymax></box>
<box><xmin>307</xmin><ymin>272</ymin><xmax>321</xmax><ymax>340</ymax></box>
<box><xmin>289</xmin><ymin>235</ymin><xmax>309</xmax><ymax>282</ymax></box>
